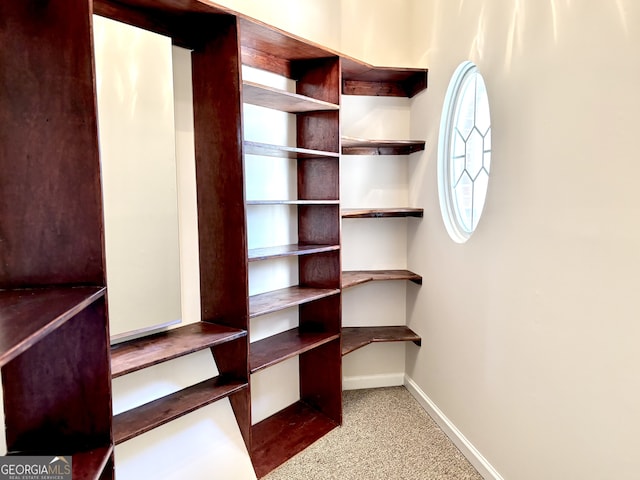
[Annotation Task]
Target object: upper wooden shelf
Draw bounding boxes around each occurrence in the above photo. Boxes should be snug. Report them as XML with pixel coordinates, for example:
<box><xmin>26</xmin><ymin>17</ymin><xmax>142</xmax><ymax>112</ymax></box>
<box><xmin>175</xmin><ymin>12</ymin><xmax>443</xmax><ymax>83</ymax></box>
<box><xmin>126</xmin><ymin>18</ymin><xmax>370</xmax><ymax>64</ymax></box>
<box><xmin>111</xmin><ymin>322</ymin><xmax>247</xmax><ymax>378</ymax></box>
<box><xmin>244</xmin><ymin>141</ymin><xmax>339</xmax><ymax>159</ymax></box>
<box><xmin>113</xmin><ymin>376</ymin><xmax>247</xmax><ymax>444</ymax></box>
<box><xmin>249</xmin><ymin>286</ymin><xmax>340</xmax><ymax>318</ymax></box>
<box><xmin>251</xmin><ymin>401</ymin><xmax>338</xmax><ymax>478</ymax></box>
<box><xmin>0</xmin><ymin>287</ymin><xmax>106</xmax><ymax>368</ymax></box>
<box><xmin>341</xmin><ymin>137</ymin><xmax>426</xmax><ymax>156</ymax></box>
<box><xmin>71</xmin><ymin>445</ymin><xmax>113</xmax><ymax>480</ymax></box>
<box><xmin>342</xmin><ymin>270</ymin><xmax>422</xmax><ymax>289</ymax></box>
<box><xmin>249</xmin><ymin>243</ymin><xmax>340</xmax><ymax>262</ymax></box>
<box><xmin>250</xmin><ymin>328</ymin><xmax>339</xmax><ymax>373</ymax></box>
<box><xmin>243</xmin><ymin>81</ymin><xmax>339</xmax><ymax>113</ymax></box>
<box><xmin>247</xmin><ymin>200</ymin><xmax>340</xmax><ymax>205</ymax></box>
<box><xmin>341</xmin><ymin>208</ymin><xmax>424</xmax><ymax>218</ymax></box>
<box><xmin>342</xmin><ymin>326</ymin><xmax>421</xmax><ymax>356</ymax></box>
<box><xmin>341</xmin><ymin>58</ymin><xmax>428</xmax><ymax>98</ymax></box>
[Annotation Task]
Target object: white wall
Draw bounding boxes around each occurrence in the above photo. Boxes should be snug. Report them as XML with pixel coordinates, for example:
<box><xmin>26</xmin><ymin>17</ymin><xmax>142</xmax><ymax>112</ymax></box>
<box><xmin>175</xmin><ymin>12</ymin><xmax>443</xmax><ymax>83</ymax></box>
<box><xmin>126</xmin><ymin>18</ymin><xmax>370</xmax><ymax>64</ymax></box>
<box><xmin>407</xmin><ymin>1</ymin><xmax>640</xmax><ymax>479</ymax></box>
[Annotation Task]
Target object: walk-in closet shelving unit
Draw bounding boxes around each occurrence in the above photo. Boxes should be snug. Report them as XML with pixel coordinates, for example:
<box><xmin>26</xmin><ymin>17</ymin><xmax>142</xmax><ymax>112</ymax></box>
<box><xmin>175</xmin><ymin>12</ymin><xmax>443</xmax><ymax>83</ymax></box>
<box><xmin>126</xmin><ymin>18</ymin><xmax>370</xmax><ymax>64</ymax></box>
<box><xmin>2</xmin><ymin>1</ymin><xmax>427</xmax><ymax>477</ymax></box>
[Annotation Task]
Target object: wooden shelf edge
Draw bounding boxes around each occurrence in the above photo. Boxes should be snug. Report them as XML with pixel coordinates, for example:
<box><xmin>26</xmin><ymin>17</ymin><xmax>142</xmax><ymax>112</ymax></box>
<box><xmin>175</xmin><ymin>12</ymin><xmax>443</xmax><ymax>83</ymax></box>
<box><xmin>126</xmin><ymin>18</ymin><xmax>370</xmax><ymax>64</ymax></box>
<box><xmin>251</xmin><ymin>401</ymin><xmax>339</xmax><ymax>478</ymax></box>
<box><xmin>341</xmin><ymin>208</ymin><xmax>424</xmax><ymax>219</ymax></box>
<box><xmin>342</xmin><ymin>270</ymin><xmax>422</xmax><ymax>289</ymax></box>
<box><xmin>341</xmin><ymin>137</ymin><xmax>425</xmax><ymax>156</ymax></box>
<box><xmin>72</xmin><ymin>444</ymin><xmax>114</xmax><ymax>480</ymax></box>
<box><xmin>341</xmin><ymin>58</ymin><xmax>428</xmax><ymax>98</ymax></box>
<box><xmin>0</xmin><ymin>286</ymin><xmax>106</xmax><ymax>368</ymax></box>
<box><xmin>249</xmin><ymin>286</ymin><xmax>340</xmax><ymax>318</ymax></box>
<box><xmin>111</xmin><ymin>322</ymin><xmax>247</xmax><ymax>378</ymax></box>
<box><xmin>248</xmin><ymin>243</ymin><xmax>340</xmax><ymax>262</ymax></box>
<box><xmin>243</xmin><ymin>80</ymin><xmax>339</xmax><ymax>113</ymax></box>
<box><xmin>114</xmin><ymin>376</ymin><xmax>248</xmax><ymax>445</ymax></box>
<box><xmin>250</xmin><ymin>329</ymin><xmax>339</xmax><ymax>373</ymax></box>
<box><xmin>247</xmin><ymin>200</ymin><xmax>339</xmax><ymax>205</ymax></box>
<box><xmin>244</xmin><ymin>141</ymin><xmax>339</xmax><ymax>159</ymax></box>
<box><xmin>341</xmin><ymin>326</ymin><xmax>422</xmax><ymax>356</ymax></box>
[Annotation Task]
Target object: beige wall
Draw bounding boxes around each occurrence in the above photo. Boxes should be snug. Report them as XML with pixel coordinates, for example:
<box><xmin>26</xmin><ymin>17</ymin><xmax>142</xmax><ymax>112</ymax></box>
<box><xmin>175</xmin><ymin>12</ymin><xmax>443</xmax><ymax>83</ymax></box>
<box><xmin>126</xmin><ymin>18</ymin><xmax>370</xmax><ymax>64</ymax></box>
<box><xmin>407</xmin><ymin>1</ymin><xmax>640</xmax><ymax>478</ymax></box>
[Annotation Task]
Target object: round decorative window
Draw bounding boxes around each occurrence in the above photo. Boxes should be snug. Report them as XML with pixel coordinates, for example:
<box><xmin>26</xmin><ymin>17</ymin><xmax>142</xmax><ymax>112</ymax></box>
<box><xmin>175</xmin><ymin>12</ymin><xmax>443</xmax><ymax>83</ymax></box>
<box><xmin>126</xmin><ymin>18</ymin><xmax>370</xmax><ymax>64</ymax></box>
<box><xmin>437</xmin><ymin>61</ymin><xmax>491</xmax><ymax>243</ymax></box>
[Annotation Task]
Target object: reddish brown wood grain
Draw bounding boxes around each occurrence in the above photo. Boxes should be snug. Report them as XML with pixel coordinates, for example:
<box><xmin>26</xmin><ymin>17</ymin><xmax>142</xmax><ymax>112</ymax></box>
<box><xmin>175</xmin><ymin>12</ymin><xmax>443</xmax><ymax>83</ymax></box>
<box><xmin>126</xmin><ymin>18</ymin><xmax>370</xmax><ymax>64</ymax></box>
<box><xmin>341</xmin><ymin>207</ymin><xmax>424</xmax><ymax>218</ymax></box>
<box><xmin>342</xmin><ymin>326</ymin><xmax>422</xmax><ymax>356</ymax></box>
<box><xmin>342</xmin><ymin>270</ymin><xmax>423</xmax><ymax>288</ymax></box>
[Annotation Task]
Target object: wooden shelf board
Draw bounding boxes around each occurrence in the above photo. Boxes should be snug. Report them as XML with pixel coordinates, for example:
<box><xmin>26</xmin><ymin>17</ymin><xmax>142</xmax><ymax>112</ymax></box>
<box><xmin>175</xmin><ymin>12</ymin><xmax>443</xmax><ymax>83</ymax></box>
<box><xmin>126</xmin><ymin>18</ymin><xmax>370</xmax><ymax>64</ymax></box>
<box><xmin>0</xmin><ymin>287</ymin><xmax>106</xmax><ymax>367</ymax></box>
<box><xmin>244</xmin><ymin>141</ymin><xmax>339</xmax><ymax>159</ymax></box>
<box><xmin>111</xmin><ymin>322</ymin><xmax>247</xmax><ymax>378</ymax></box>
<box><xmin>342</xmin><ymin>326</ymin><xmax>422</xmax><ymax>356</ymax></box>
<box><xmin>341</xmin><ymin>58</ymin><xmax>428</xmax><ymax>97</ymax></box>
<box><xmin>250</xmin><ymin>328</ymin><xmax>339</xmax><ymax>373</ymax></box>
<box><xmin>341</xmin><ymin>208</ymin><xmax>424</xmax><ymax>218</ymax></box>
<box><xmin>249</xmin><ymin>243</ymin><xmax>340</xmax><ymax>262</ymax></box>
<box><xmin>243</xmin><ymin>81</ymin><xmax>339</xmax><ymax>113</ymax></box>
<box><xmin>114</xmin><ymin>376</ymin><xmax>248</xmax><ymax>444</ymax></box>
<box><xmin>72</xmin><ymin>445</ymin><xmax>114</xmax><ymax>480</ymax></box>
<box><xmin>341</xmin><ymin>137</ymin><xmax>425</xmax><ymax>156</ymax></box>
<box><xmin>251</xmin><ymin>401</ymin><xmax>339</xmax><ymax>478</ymax></box>
<box><xmin>342</xmin><ymin>270</ymin><xmax>422</xmax><ymax>289</ymax></box>
<box><xmin>249</xmin><ymin>286</ymin><xmax>340</xmax><ymax>318</ymax></box>
<box><xmin>247</xmin><ymin>200</ymin><xmax>339</xmax><ymax>205</ymax></box>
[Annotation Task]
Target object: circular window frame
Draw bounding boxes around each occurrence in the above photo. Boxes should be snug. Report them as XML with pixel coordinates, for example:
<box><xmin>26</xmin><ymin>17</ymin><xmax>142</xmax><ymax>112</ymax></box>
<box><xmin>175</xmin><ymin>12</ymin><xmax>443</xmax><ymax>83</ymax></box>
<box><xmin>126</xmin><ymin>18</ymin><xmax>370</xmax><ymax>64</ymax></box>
<box><xmin>437</xmin><ymin>61</ymin><xmax>491</xmax><ymax>243</ymax></box>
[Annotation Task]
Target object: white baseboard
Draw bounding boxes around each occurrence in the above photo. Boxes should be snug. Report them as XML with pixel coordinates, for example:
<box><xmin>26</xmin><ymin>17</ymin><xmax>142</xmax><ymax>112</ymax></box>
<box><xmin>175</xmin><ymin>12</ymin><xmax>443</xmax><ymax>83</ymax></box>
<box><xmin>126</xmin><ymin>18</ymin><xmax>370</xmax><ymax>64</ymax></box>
<box><xmin>343</xmin><ymin>373</ymin><xmax>405</xmax><ymax>391</ymax></box>
<box><xmin>404</xmin><ymin>376</ymin><xmax>504</xmax><ymax>480</ymax></box>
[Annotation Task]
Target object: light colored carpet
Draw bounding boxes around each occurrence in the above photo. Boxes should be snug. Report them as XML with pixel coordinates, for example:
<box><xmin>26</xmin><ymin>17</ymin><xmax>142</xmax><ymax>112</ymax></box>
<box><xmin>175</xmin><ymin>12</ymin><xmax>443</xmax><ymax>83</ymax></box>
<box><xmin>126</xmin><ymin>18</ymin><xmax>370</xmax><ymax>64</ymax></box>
<box><xmin>263</xmin><ymin>386</ymin><xmax>483</xmax><ymax>480</ymax></box>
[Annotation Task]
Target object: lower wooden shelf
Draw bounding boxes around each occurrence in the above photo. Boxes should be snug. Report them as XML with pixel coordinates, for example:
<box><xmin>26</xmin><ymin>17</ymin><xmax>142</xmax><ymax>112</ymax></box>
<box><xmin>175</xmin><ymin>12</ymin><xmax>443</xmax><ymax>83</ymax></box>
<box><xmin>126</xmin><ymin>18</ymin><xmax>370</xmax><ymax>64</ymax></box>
<box><xmin>251</xmin><ymin>401</ymin><xmax>339</xmax><ymax>478</ymax></box>
<box><xmin>342</xmin><ymin>326</ymin><xmax>421</xmax><ymax>356</ymax></box>
<box><xmin>113</xmin><ymin>376</ymin><xmax>248</xmax><ymax>444</ymax></box>
<box><xmin>341</xmin><ymin>207</ymin><xmax>424</xmax><ymax>218</ymax></box>
<box><xmin>250</xmin><ymin>328</ymin><xmax>340</xmax><ymax>373</ymax></box>
<box><xmin>72</xmin><ymin>445</ymin><xmax>114</xmax><ymax>480</ymax></box>
<box><xmin>342</xmin><ymin>269</ymin><xmax>422</xmax><ymax>288</ymax></box>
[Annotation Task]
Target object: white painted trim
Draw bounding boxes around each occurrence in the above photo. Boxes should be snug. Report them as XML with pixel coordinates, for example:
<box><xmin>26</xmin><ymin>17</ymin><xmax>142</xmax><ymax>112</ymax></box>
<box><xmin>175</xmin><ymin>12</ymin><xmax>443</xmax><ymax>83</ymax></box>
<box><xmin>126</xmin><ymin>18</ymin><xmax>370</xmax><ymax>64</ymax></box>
<box><xmin>343</xmin><ymin>373</ymin><xmax>405</xmax><ymax>391</ymax></box>
<box><xmin>404</xmin><ymin>376</ymin><xmax>504</xmax><ymax>480</ymax></box>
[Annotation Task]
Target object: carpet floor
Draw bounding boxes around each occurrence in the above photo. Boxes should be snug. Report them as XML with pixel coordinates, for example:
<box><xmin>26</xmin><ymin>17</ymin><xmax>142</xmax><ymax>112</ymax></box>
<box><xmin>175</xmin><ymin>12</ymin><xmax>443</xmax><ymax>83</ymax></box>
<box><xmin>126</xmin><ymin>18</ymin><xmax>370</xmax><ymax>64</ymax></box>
<box><xmin>263</xmin><ymin>386</ymin><xmax>483</xmax><ymax>480</ymax></box>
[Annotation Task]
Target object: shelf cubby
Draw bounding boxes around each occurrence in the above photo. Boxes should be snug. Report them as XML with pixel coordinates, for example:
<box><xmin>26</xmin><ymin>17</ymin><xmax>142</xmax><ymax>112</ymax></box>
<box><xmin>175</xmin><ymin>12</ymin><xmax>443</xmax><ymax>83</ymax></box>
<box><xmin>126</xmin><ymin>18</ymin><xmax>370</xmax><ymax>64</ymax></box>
<box><xmin>113</xmin><ymin>376</ymin><xmax>248</xmax><ymax>444</ymax></box>
<box><xmin>250</xmin><ymin>328</ymin><xmax>340</xmax><ymax>373</ymax></box>
<box><xmin>71</xmin><ymin>445</ymin><xmax>114</xmax><ymax>480</ymax></box>
<box><xmin>342</xmin><ymin>270</ymin><xmax>422</xmax><ymax>289</ymax></box>
<box><xmin>243</xmin><ymin>80</ymin><xmax>339</xmax><ymax>113</ymax></box>
<box><xmin>341</xmin><ymin>208</ymin><xmax>424</xmax><ymax>218</ymax></box>
<box><xmin>342</xmin><ymin>326</ymin><xmax>422</xmax><ymax>356</ymax></box>
<box><xmin>249</xmin><ymin>243</ymin><xmax>340</xmax><ymax>262</ymax></box>
<box><xmin>249</xmin><ymin>286</ymin><xmax>340</xmax><ymax>318</ymax></box>
<box><xmin>0</xmin><ymin>287</ymin><xmax>106</xmax><ymax>367</ymax></box>
<box><xmin>111</xmin><ymin>322</ymin><xmax>248</xmax><ymax>378</ymax></box>
<box><xmin>341</xmin><ymin>137</ymin><xmax>426</xmax><ymax>156</ymax></box>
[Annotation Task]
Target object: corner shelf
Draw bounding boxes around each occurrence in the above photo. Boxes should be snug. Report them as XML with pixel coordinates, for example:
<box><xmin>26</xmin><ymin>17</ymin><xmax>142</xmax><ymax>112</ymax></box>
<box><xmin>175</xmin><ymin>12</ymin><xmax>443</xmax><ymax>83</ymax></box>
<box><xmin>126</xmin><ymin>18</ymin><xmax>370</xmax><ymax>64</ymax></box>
<box><xmin>111</xmin><ymin>322</ymin><xmax>248</xmax><ymax>378</ymax></box>
<box><xmin>341</xmin><ymin>137</ymin><xmax>425</xmax><ymax>156</ymax></box>
<box><xmin>249</xmin><ymin>286</ymin><xmax>340</xmax><ymax>318</ymax></box>
<box><xmin>247</xmin><ymin>200</ymin><xmax>339</xmax><ymax>205</ymax></box>
<box><xmin>244</xmin><ymin>141</ymin><xmax>339</xmax><ymax>159</ymax></box>
<box><xmin>249</xmin><ymin>243</ymin><xmax>340</xmax><ymax>262</ymax></box>
<box><xmin>342</xmin><ymin>270</ymin><xmax>422</xmax><ymax>289</ymax></box>
<box><xmin>342</xmin><ymin>326</ymin><xmax>421</xmax><ymax>356</ymax></box>
<box><xmin>113</xmin><ymin>376</ymin><xmax>248</xmax><ymax>444</ymax></box>
<box><xmin>341</xmin><ymin>208</ymin><xmax>424</xmax><ymax>218</ymax></box>
<box><xmin>243</xmin><ymin>81</ymin><xmax>339</xmax><ymax>113</ymax></box>
<box><xmin>250</xmin><ymin>328</ymin><xmax>340</xmax><ymax>373</ymax></box>
<box><xmin>341</xmin><ymin>58</ymin><xmax>428</xmax><ymax>98</ymax></box>
<box><xmin>0</xmin><ymin>287</ymin><xmax>106</xmax><ymax>367</ymax></box>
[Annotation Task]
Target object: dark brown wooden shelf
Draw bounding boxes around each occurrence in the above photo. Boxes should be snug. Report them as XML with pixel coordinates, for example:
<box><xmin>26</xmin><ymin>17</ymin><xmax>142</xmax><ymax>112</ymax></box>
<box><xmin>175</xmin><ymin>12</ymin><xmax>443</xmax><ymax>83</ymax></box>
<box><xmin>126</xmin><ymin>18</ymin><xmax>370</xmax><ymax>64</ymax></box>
<box><xmin>247</xmin><ymin>200</ymin><xmax>340</xmax><ymax>205</ymax></box>
<box><xmin>243</xmin><ymin>81</ymin><xmax>339</xmax><ymax>113</ymax></box>
<box><xmin>341</xmin><ymin>137</ymin><xmax>425</xmax><ymax>155</ymax></box>
<box><xmin>249</xmin><ymin>286</ymin><xmax>340</xmax><ymax>318</ymax></box>
<box><xmin>114</xmin><ymin>376</ymin><xmax>248</xmax><ymax>445</ymax></box>
<box><xmin>341</xmin><ymin>208</ymin><xmax>424</xmax><ymax>218</ymax></box>
<box><xmin>341</xmin><ymin>58</ymin><xmax>428</xmax><ymax>98</ymax></box>
<box><xmin>342</xmin><ymin>326</ymin><xmax>421</xmax><ymax>356</ymax></box>
<box><xmin>342</xmin><ymin>270</ymin><xmax>422</xmax><ymax>288</ymax></box>
<box><xmin>250</xmin><ymin>328</ymin><xmax>339</xmax><ymax>373</ymax></box>
<box><xmin>251</xmin><ymin>401</ymin><xmax>339</xmax><ymax>478</ymax></box>
<box><xmin>72</xmin><ymin>445</ymin><xmax>114</xmax><ymax>480</ymax></box>
<box><xmin>0</xmin><ymin>287</ymin><xmax>106</xmax><ymax>368</ymax></box>
<box><xmin>249</xmin><ymin>243</ymin><xmax>340</xmax><ymax>262</ymax></box>
<box><xmin>244</xmin><ymin>141</ymin><xmax>339</xmax><ymax>159</ymax></box>
<box><xmin>111</xmin><ymin>322</ymin><xmax>247</xmax><ymax>378</ymax></box>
